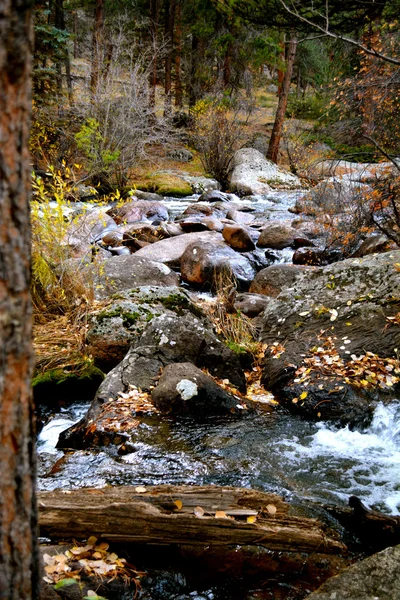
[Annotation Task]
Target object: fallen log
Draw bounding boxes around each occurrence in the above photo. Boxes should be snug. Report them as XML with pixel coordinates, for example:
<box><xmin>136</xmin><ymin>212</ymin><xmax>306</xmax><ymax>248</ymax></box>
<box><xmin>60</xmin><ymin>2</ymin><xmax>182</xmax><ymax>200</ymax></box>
<box><xmin>38</xmin><ymin>485</ymin><xmax>356</xmax><ymax>589</ymax></box>
<box><xmin>38</xmin><ymin>485</ymin><xmax>345</xmax><ymax>555</ymax></box>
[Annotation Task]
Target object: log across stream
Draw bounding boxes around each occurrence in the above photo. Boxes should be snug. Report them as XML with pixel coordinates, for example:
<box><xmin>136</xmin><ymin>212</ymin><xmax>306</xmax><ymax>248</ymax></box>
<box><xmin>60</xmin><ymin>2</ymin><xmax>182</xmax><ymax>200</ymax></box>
<box><xmin>38</xmin><ymin>484</ymin><xmax>353</xmax><ymax>593</ymax></box>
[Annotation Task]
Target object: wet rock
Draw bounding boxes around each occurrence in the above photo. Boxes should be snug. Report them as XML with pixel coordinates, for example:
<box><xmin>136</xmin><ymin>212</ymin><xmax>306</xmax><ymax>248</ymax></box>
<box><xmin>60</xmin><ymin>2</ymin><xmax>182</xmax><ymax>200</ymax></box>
<box><xmin>101</xmin><ymin>229</ymin><xmax>125</xmax><ymax>247</ymax></box>
<box><xmin>304</xmin><ymin>543</ymin><xmax>400</xmax><ymax>600</ymax></box>
<box><xmin>229</xmin><ymin>148</ymin><xmax>302</xmax><ymax>195</ymax></box>
<box><xmin>134</xmin><ymin>190</ymin><xmax>164</xmax><ymax>201</ymax></box>
<box><xmin>180</xmin><ymin>240</ymin><xmax>256</xmax><ymax>290</ymax></box>
<box><xmin>151</xmin><ymin>363</ymin><xmax>243</xmax><ymax>417</ymax></box>
<box><xmin>259</xmin><ymin>251</ymin><xmax>400</xmax><ymax>425</ymax></box>
<box><xmin>222</xmin><ymin>225</ymin><xmax>256</xmax><ymax>252</ymax></box>
<box><xmin>249</xmin><ymin>264</ymin><xmax>308</xmax><ymax>297</ymax></box>
<box><xmin>107</xmin><ymin>200</ymin><xmax>169</xmax><ymax>224</ymax></box>
<box><xmin>178</xmin><ymin>216</ymin><xmax>224</xmax><ymax>233</ymax></box>
<box><xmin>257</xmin><ymin>223</ymin><xmax>311</xmax><ymax>250</ymax></box>
<box><xmin>133</xmin><ymin>231</ymin><xmax>223</xmax><ymax>268</ymax></box>
<box><xmin>122</xmin><ymin>224</ymin><xmax>161</xmax><ymax>248</ymax></box>
<box><xmin>93</xmin><ymin>255</ymin><xmax>179</xmax><ymax>299</ymax></box>
<box><xmin>159</xmin><ymin>222</ymin><xmax>185</xmax><ymax>237</ymax></box>
<box><xmin>293</xmin><ymin>247</ymin><xmax>343</xmax><ymax>266</ymax></box>
<box><xmin>65</xmin><ymin>208</ymin><xmax>118</xmax><ymax>256</ymax></box>
<box><xmin>198</xmin><ymin>190</ymin><xmax>234</xmax><ymax>203</ymax></box>
<box><xmin>182</xmin><ymin>203</ymin><xmax>227</xmax><ymax>219</ymax></box>
<box><xmin>59</xmin><ymin>312</ymin><xmax>246</xmax><ymax>448</ymax></box>
<box><xmin>86</xmin><ymin>287</ymin><xmax>202</xmax><ymax>370</ymax></box>
<box><xmin>225</xmin><ymin>209</ymin><xmax>255</xmax><ymax>225</ymax></box>
<box><xmin>234</xmin><ymin>293</ymin><xmax>270</xmax><ymax>317</ymax></box>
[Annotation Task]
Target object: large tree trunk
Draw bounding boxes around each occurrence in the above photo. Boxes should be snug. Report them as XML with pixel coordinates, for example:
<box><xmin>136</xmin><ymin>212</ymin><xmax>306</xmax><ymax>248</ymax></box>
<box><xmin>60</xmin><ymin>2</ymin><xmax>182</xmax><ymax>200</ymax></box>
<box><xmin>267</xmin><ymin>35</ymin><xmax>297</xmax><ymax>164</ymax></box>
<box><xmin>0</xmin><ymin>1</ymin><xmax>38</xmax><ymax>598</ymax></box>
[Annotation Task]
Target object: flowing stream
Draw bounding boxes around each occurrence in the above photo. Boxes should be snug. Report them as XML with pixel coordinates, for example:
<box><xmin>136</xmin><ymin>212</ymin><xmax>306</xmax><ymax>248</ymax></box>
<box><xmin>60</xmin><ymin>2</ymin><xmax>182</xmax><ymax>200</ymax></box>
<box><xmin>37</xmin><ymin>400</ymin><xmax>400</xmax><ymax>516</ymax></box>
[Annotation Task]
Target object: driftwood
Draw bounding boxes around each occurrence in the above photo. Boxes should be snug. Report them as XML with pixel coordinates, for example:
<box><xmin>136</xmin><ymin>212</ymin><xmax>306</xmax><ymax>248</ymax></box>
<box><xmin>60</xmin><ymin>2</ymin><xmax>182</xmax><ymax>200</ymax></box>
<box><xmin>38</xmin><ymin>485</ymin><xmax>345</xmax><ymax>554</ymax></box>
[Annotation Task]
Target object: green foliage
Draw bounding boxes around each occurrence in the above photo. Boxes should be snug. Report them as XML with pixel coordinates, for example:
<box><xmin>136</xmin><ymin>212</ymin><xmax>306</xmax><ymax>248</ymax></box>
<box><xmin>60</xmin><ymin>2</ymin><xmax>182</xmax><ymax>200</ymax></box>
<box><xmin>286</xmin><ymin>94</ymin><xmax>329</xmax><ymax>119</ymax></box>
<box><xmin>33</xmin><ymin>6</ymin><xmax>69</xmax><ymax>104</ymax></box>
<box><xmin>54</xmin><ymin>579</ymin><xmax>79</xmax><ymax>589</ymax></box>
<box><xmin>75</xmin><ymin>118</ymin><xmax>121</xmax><ymax>171</ymax></box>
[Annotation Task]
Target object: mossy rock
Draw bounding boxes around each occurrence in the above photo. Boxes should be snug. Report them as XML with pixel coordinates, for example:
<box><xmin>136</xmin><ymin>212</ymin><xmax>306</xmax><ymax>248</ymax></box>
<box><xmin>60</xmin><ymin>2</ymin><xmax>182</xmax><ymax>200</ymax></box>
<box><xmin>131</xmin><ymin>173</ymin><xmax>193</xmax><ymax>197</ymax></box>
<box><xmin>86</xmin><ymin>286</ymin><xmax>206</xmax><ymax>371</ymax></box>
<box><xmin>33</xmin><ymin>365</ymin><xmax>105</xmax><ymax>406</ymax></box>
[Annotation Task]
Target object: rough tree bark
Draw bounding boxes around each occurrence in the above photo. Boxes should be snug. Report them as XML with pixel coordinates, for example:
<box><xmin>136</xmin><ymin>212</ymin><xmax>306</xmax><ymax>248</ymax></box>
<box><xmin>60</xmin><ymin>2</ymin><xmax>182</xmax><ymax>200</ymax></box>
<box><xmin>0</xmin><ymin>1</ymin><xmax>38</xmax><ymax>598</ymax></box>
<box><xmin>267</xmin><ymin>34</ymin><xmax>297</xmax><ymax>164</ymax></box>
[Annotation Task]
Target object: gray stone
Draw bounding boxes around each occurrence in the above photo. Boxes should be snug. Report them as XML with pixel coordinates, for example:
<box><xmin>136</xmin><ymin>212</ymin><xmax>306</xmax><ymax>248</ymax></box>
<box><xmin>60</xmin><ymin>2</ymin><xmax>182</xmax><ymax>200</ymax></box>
<box><xmin>305</xmin><ymin>544</ymin><xmax>400</xmax><ymax>600</ymax></box>
<box><xmin>151</xmin><ymin>362</ymin><xmax>244</xmax><ymax>417</ymax></box>
<box><xmin>133</xmin><ymin>231</ymin><xmax>223</xmax><ymax>268</ymax></box>
<box><xmin>93</xmin><ymin>255</ymin><xmax>180</xmax><ymax>299</ymax></box>
<box><xmin>229</xmin><ymin>148</ymin><xmax>302</xmax><ymax>195</ymax></box>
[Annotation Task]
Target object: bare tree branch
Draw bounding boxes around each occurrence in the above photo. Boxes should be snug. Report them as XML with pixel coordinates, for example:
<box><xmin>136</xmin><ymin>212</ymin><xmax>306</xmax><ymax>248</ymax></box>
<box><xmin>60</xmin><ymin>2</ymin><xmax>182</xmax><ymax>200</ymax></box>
<box><xmin>278</xmin><ymin>0</ymin><xmax>400</xmax><ymax>65</ymax></box>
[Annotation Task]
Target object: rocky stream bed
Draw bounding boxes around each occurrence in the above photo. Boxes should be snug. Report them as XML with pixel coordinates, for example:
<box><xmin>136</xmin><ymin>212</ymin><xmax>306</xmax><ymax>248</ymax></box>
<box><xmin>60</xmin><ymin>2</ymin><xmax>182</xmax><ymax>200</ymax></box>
<box><xmin>35</xmin><ymin>151</ymin><xmax>400</xmax><ymax>599</ymax></box>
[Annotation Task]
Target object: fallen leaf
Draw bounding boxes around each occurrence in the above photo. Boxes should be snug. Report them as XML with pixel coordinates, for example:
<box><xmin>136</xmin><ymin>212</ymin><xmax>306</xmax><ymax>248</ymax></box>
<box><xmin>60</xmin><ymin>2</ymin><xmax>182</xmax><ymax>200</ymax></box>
<box><xmin>266</xmin><ymin>504</ymin><xmax>277</xmax><ymax>515</ymax></box>
<box><xmin>135</xmin><ymin>486</ymin><xmax>146</xmax><ymax>493</ymax></box>
<box><xmin>194</xmin><ymin>506</ymin><xmax>205</xmax><ymax>517</ymax></box>
<box><xmin>215</xmin><ymin>511</ymin><xmax>229</xmax><ymax>519</ymax></box>
<box><xmin>247</xmin><ymin>515</ymin><xmax>257</xmax><ymax>524</ymax></box>
<box><xmin>174</xmin><ymin>500</ymin><xmax>183</xmax><ymax>510</ymax></box>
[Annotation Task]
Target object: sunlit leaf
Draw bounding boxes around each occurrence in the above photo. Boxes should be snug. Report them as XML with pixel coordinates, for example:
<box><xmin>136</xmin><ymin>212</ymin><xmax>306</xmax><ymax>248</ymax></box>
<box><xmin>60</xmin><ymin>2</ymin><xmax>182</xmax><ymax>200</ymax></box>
<box><xmin>194</xmin><ymin>506</ymin><xmax>205</xmax><ymax>517</ymax></box>
<box><xmin>174</xmin><ymin>500</ymin><xmax>183</xmax><ymax>510</ymax></box>
<box><xmin>54</xmin><ymin>578</ymin><xmax>78</xmax><ymax>589</ymax></box>
<box><xmin>247</xmin><ymin>515</ymin><xmax>257</xmax><ymax>524</ymax></box>
<box><xmin>266</xmin><ymin>504</ymin><xmax>277</xmax><ymax>515</ymax></box>
<box><xmin>135</xmin><ymin>486</ymin><xmax>147</xmax><ymax>493</ymax></box>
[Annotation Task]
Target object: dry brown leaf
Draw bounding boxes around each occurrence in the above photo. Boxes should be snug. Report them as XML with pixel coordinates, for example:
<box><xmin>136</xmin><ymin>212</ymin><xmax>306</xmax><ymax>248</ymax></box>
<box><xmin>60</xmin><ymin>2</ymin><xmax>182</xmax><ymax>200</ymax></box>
<box><xmin>266</xmin><ymin>504</ymin><xmax>277</xmax><ymax>516</ymax></box>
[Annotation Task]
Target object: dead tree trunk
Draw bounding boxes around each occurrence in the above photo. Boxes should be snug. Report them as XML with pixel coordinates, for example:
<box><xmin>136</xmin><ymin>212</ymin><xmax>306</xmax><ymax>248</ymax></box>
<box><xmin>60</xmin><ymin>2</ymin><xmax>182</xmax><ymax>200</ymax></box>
<box><xmin>38</xmin><ymin>485</ymin><xmax>346</xmax><ymax>556</ymax></box>
<box><xmin>267</xmin><ymin>35</ymin><xmax>297</xmax><ymax>164</ymax></box>
<box><xmin>0</xmin><ymin>1</ymin><xmax>39</xmax><ymax>597</ymax></box>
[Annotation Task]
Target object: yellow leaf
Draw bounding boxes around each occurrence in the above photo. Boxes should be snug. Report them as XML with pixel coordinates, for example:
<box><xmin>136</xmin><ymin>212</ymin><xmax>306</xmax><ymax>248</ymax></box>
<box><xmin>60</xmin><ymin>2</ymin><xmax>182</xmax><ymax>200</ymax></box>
<box><xmin>300</xmin><ymin>391</ymin><xmax>308</xmax><ymax>400</ymax></box>
<box><xmin>247</xmin><ymin>515</ymin><xmax>257</xmax><ymax>524</ymax></box>
<box><xmin>266</xmin><ymin>504</ymin><xmax>277</xmax><ymax>515</ymax></box>
<box><xmin>87</xmin><ymin>536</ymin><xmax>97</xmax><ymax>546</ymax></box>
<box><xmin>174</xmin><ymin>500</ymin><xmax>183</xmax><ymax>511</ymax></box>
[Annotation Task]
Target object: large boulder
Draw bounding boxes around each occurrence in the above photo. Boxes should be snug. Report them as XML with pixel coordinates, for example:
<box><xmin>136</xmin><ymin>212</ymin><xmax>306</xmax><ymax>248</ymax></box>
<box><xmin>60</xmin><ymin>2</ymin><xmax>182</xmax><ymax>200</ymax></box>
<box><xmin>257</xmin><ymin>223</ymin><xmax>312</xmax><ymax>250</ymax></box>
<box><xmin>133</xmin><ymin>231</ymin><xmax>223</xmax><ymax>268</ymax></box>
<box><xmin>249</xmin><ymin>264</ymin><xmax>309</xmax><ymax>297</ymax></box>
<box><xmin>86</xmin><ymin>286</ymin><xmax>204</xmax><ymax>370</ymax></box>
<box><xmin>180</xmin><ymin>240</ymin><xmax>256</xmax><ymax>290</ymax></box>
<box><xmin>93</xmin><ymin>255</ymin><xmax>180</xmax><ymax>299</ymax></box>
<box><xmin>229</xmin><ymin>148</ymin><xmax>302</xmax><ymax>195</ymax></box>
<box><xmin>58</xmin><ymin>312</ymin><xmax>247</xmax><ymax>449</ymax></box>
<box><xmin>151</xmin><ymin>362</ymin><xmax>244</xmax><ymax>417</ymax></box>
<box><xmin>305</xmin><ymin>544</ymin><xmax>400</xmax><ymax>600</ymax></box>
<box><xmin>107</xmin><ymin>200</ymin><xmax>169</xmax><ymax>224</ymax></box>
<box><xmin>259</xmin><ymin>251</ymin><xmax>400</xmax><ymax>425</ymax></box>
<box><xmin>222</xmin><ymin>224</ymin><xmax>256</xmax><ymax>252</ymax></box>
